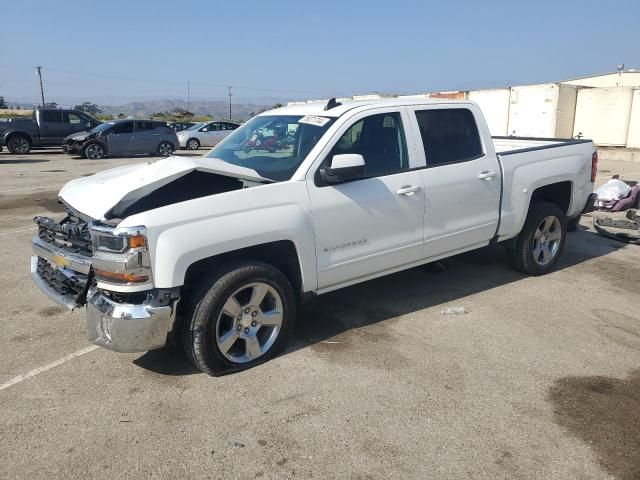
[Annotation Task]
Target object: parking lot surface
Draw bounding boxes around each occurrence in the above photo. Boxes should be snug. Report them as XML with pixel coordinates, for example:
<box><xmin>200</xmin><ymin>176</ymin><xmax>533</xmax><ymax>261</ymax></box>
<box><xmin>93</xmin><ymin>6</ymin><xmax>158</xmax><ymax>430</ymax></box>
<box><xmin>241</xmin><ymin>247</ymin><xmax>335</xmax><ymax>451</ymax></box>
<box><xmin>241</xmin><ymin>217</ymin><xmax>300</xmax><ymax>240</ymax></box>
<box><xmin>1</xmin><ymin>148</ymin><xmax>639</xmax><ymax>479</ymax></box>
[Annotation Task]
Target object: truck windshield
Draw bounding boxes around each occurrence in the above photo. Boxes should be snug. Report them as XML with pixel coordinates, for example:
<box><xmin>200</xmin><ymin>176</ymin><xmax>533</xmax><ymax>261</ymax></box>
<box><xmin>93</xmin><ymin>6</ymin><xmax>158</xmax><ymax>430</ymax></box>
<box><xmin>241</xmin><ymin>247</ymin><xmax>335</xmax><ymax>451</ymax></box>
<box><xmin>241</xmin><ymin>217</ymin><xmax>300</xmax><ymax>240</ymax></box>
<box><xmin>206</xmin><ymin>115</ymin><xmax>336</xmax><ymax>181</ymax></box>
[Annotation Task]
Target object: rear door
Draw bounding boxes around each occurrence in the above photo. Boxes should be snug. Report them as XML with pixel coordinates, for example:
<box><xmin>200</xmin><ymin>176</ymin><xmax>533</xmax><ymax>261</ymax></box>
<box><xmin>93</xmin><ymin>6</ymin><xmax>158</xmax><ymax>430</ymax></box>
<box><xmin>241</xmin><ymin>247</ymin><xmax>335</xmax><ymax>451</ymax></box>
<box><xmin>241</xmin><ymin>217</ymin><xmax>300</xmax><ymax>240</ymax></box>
<box><xmin>406</xmin><ymin>105</ymin><xmax>501</xmax><ymax>257</ymax></box>
<box><xmin>38</xmin><ymin>110</ymin><xmax>65</xmax><ymax>144</ymax></box>
<box><xmin>106</xmin><ymin>121</ymin><xmax>134</xmax><ymax>155</ymax></box>
<box><xmin>132</xmin><ymin>121</ymin><xmax>157</xmax><ymax>153</ymax></box>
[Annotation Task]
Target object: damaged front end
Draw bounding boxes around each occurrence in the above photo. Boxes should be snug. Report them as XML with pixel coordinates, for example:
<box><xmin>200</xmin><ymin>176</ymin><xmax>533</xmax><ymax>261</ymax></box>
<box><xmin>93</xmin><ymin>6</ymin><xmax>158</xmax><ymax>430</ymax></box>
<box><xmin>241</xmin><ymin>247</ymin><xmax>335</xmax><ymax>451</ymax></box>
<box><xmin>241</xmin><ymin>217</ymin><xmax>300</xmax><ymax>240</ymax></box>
<box><xmin>62</xmin><ymin>132</ymin><xmax>95</xmax><ymax>155</ymax></box>
<box><xmin>31</xmin><ymin>202</ymin><xmax>179</xmax><ymax>352</ymax></box>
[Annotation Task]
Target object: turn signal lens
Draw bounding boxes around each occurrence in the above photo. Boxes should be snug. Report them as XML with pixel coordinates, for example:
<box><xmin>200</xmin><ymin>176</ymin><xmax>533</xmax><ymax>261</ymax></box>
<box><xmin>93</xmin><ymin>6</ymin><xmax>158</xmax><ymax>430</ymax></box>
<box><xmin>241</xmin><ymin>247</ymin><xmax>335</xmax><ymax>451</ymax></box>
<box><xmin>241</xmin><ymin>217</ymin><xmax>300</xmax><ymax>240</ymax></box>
<box><xmin>591</xmin><ymin>151</ymin><xmax>598</xmax><ymax>182</ymax></box>
<box><xmin>94</xmin><ymin>269</ymin><xmax>149</xmax><ymax>284</ymax></box>
<box><xmin>127</xmin><ymin>235</ymin><xmax>146</xmax><ymax>249</ymax></box>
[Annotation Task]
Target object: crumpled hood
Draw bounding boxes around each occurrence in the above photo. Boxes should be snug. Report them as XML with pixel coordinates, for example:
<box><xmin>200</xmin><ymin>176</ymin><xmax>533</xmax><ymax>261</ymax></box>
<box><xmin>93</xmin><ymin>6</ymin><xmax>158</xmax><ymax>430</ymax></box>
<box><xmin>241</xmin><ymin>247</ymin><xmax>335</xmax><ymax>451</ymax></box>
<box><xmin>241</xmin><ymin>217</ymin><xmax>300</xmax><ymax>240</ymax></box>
<box><xmin>59</xmin><ymin>155</ymin><xmax>270</xmax><ymax>220</ymax></box>
<box><xmin>64</xmin><ymin>130</ymin><xmax>93</xmax><ymax>142</ymax></box>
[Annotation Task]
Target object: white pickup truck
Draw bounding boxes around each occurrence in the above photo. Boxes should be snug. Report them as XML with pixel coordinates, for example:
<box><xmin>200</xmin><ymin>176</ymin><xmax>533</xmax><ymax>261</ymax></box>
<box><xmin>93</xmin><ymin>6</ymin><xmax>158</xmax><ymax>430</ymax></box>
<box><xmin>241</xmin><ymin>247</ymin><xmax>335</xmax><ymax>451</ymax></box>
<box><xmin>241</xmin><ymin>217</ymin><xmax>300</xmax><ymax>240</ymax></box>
<box><xmin>31</xmin><ymin>98</ymin><xmax>597</xmax><ymax>375</ymax></box>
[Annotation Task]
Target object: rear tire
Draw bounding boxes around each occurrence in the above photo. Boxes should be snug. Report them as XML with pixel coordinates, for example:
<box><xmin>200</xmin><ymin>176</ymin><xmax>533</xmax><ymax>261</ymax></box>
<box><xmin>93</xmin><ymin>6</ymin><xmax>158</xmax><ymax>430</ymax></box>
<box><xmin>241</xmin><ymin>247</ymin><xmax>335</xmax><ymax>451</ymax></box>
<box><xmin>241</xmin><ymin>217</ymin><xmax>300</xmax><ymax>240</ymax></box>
<box><xmin>181</xmin><ymin>261</ymin><xmax>296</xmax><ymax>376</ymax></box>
<box><xmin>6</xmin><ymin>135</ymin><xmax>32</xmax><ymax>154</ymax></box>
<box><xmin>566</xmin><ymin>217</ymin><xmax>580</xmax><ymax>232</ymax></box>
<box><xmin>507</xmin><ymin>201</ymin><xmax>566</xmax><ymax>275</ymax></box>
<box><xmin>156</xmin><ymin>141</ymin><xmax>174</xmax><ymax>157</ymax></box>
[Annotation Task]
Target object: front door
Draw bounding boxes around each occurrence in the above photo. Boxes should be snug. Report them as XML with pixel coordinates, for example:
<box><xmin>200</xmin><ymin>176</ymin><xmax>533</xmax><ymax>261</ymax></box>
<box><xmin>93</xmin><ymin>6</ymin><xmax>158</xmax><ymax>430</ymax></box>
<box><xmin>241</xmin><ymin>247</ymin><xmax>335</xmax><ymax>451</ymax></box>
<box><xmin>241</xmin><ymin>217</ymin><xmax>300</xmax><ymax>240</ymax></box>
<box><xmin>200</xmin><ymin>122</ymin><xmax>225</xmax><ymax>146</ymax></box>
<box><xmin>307</xmin><ymin>109</ymin><xmax>426</xmax><ymax>291</ymax></box>
<box><xmin>106</xmin><ymin>121</ymin><xmax>134</xmax><ymax>155</ymax></box>
<box><xmin>407</xmin><ymin>106</ymin><xmax>501</xmax><ymax>257</ymax></box>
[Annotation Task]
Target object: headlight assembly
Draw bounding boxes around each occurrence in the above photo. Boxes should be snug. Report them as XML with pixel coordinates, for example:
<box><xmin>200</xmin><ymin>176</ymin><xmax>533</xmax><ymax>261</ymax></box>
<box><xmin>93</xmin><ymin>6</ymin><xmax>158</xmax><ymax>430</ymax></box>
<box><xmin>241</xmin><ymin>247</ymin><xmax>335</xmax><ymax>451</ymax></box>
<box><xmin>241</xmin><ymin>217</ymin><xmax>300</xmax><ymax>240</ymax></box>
<box><xmin>89</xmin><ymin>224</ymin><xmax>152</xmax><ymax>289</ymax></box>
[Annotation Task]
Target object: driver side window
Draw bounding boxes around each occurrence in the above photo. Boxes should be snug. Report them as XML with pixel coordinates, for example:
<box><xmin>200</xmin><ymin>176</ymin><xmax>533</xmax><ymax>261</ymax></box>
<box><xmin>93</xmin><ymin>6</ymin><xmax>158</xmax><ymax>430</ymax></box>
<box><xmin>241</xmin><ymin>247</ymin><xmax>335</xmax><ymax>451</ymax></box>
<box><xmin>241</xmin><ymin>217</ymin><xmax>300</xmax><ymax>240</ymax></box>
<box><xmin>329</xmin><ymin>112</ymin><xmax>409</xmax><ymax>177</ymax></box>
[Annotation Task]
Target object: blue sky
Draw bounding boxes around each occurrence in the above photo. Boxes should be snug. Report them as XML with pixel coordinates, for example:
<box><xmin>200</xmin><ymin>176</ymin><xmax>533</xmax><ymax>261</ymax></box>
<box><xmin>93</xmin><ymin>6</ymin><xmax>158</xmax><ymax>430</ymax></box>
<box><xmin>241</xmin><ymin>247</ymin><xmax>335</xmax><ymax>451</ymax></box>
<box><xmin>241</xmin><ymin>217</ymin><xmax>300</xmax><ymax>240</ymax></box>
<box><xmin>1</xmin><ymin>0</ymin><xmax>638</xmax><ymax>104</ymax></box>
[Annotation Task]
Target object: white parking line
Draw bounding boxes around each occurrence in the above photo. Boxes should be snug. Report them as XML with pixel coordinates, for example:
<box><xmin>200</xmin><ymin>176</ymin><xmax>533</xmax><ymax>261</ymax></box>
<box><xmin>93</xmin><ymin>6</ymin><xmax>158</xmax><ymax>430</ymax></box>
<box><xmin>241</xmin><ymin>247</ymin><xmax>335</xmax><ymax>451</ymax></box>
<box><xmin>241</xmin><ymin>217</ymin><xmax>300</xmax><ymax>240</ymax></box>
<box><xmin>0</xmin><ymin>345</ymin><xmax>98</xmax><ymax>392</ymax></box>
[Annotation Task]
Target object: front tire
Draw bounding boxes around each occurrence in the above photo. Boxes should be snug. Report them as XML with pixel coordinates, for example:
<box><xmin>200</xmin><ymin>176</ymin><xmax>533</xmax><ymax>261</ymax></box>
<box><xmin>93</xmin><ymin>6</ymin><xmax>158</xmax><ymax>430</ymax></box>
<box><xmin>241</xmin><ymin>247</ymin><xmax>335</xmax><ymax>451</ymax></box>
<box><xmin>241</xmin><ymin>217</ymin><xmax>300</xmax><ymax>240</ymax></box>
<box><xmin>6</xmin><ymin>135</ymin><xmax>32</xmax><ymax>154</ymax></box>
<box><xmin>186</xmin><ymin>138</ymin><xmax>200</xmax><ymax>150</ymax></box>
<box><xmin>182</xmin><ymin>261</ymin><xmax>296</xmax><ymax>376</ymax></box>
<box><xmin>507</xmin><ymin>201</ymin><xmax>566</xmax><ymax>275</ymax></box>
<box><xmin>83</xmin><ymin>143</ymin><xmax>105</xmax><ymax>160</ymax></box>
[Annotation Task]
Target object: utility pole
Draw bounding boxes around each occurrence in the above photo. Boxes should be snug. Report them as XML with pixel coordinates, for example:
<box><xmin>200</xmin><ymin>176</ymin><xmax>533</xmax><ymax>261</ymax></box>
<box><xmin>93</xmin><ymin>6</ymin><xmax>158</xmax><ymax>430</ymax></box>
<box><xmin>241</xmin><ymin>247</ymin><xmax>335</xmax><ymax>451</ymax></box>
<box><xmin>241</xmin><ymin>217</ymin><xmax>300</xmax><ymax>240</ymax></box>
<box><xmin>187</xmin><ymin>80</ymin><xmax>190</xmax><ymax>117</ymax></box>
<box><xmin>228</xmin><ymin>86</ymin><xmax>232</xmax><ymax>121</ymax></box>
<box><xmin>35</xmin><ymin>66</ymin><xmax>45</xmax><ymax>108</ymax></box>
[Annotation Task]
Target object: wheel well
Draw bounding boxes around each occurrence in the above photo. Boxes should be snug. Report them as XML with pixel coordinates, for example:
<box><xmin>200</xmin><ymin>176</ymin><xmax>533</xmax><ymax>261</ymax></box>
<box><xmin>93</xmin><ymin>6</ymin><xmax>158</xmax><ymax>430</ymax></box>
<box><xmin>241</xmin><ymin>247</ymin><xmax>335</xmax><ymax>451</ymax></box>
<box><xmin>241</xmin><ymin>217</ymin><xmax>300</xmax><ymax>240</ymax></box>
<box><xmin>183</xmin><ymin>240</ymin><xmax>303</xmax><ymax>300</ymax></box>
<box><xmin>84</xmin><ymin>141</ymin><xmax>107</xmax><ymax>152</ymax></box>
<box><xmin>6</xmin><ymin>132</ymin><xmax>32</xmax><ymax>144</ymax></box>
<box><xmin>530</xmin><ymin>181</ymin><xmax>572</xmax><ymax>215</ymax></box>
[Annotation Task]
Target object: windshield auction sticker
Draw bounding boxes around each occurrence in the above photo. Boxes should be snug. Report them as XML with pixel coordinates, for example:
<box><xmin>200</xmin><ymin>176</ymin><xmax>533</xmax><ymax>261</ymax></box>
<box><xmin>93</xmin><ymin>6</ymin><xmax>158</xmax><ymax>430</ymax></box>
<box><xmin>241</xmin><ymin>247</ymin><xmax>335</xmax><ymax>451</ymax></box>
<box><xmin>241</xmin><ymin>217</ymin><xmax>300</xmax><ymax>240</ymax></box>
<box><xmin>299</xmin><ymin>116</ymin><xmax>331</xmax><ymax>127</ymax></box>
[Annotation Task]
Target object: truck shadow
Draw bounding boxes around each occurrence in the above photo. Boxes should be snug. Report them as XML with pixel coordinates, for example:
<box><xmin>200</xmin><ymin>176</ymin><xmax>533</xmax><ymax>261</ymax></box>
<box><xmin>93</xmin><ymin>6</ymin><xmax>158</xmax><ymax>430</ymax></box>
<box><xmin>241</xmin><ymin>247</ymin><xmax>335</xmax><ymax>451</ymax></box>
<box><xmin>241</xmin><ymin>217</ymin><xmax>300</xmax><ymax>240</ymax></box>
<box><xmin>134</xmin><ymin>228</ymin><xmax>625</xmax><ymax>376</ymax></box>
<box><xmin>290</xmin><ymin>228</ymin><xmax>626</xmax><ymax>354</ymax></box>
<box><xmin>547</xmin><ymin>369</ymin><xmax>640</xmax><ymax>480</ymax></box>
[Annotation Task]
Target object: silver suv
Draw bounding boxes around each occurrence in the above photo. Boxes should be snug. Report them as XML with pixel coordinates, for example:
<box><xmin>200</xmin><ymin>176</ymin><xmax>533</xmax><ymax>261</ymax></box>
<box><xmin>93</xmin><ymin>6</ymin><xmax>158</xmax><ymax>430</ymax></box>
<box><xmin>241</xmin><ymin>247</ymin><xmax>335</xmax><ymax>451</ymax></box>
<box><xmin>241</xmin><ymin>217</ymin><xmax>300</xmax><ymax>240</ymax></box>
<box><xmin>62</xmin><ymin>120</ymin><xmax>179</xmax><ymax>159</ymax></box>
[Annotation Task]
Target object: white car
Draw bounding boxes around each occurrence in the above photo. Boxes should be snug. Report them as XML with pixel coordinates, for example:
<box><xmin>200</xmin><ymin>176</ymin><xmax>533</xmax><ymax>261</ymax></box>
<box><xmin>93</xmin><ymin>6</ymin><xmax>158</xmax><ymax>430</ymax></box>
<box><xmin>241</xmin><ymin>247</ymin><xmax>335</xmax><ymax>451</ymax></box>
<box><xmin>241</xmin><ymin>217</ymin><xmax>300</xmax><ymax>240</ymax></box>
<box><xmin>178</xmin><ymin>121</ymin><xmax>239</xmax><ymax>150</ymax></box>
<box><xmin>31</xmin><ymin>98</ymin><xmax>597</xmax><ymax>375</ymax></box>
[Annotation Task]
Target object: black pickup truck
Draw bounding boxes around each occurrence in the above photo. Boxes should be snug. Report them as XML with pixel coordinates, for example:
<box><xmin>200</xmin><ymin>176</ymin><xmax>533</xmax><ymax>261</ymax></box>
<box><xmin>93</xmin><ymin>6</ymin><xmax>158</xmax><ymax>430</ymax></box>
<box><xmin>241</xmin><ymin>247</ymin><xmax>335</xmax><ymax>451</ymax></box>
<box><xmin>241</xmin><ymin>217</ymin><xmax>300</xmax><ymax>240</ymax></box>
<box><xmin>0</xmin><ymin>109</ymin><xmax>100</xmax><ymax>154</ymax></box>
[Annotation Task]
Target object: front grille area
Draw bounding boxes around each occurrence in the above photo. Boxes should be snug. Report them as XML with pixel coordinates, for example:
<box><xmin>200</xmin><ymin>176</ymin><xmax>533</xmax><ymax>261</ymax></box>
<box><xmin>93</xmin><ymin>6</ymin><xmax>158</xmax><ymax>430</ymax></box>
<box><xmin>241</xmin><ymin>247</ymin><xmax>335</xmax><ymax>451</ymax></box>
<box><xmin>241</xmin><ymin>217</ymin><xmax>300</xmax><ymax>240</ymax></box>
<box><xmin>35</xmin><ymin>211</ymin><xmax>92</xmax><ymax>256</ymax></box>
<box><xmin>36</xmin><ymin>257</ymin><xmax>88</xmax><ymax>298</ymax></box>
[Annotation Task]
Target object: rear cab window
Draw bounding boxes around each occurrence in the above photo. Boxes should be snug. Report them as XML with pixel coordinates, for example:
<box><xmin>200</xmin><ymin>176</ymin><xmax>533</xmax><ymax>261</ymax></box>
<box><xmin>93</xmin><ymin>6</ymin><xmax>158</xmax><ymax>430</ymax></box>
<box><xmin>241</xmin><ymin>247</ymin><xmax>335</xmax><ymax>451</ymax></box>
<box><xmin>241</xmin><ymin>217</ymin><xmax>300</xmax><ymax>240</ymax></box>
<box><xmin>414</xmin><ymin>108</ymin><xmax>483</xmax><ymax>167</ymax></box>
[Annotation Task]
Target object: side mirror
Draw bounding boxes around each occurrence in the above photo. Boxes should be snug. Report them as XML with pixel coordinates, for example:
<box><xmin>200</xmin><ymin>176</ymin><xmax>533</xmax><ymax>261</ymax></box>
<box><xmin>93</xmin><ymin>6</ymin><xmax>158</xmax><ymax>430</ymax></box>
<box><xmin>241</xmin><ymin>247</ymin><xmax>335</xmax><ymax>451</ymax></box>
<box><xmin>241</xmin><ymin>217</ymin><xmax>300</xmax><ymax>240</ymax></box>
<box><xmin>320</xmin><ymin>154</ymin><xmax>365</xmax><ymax>184</ymax></box>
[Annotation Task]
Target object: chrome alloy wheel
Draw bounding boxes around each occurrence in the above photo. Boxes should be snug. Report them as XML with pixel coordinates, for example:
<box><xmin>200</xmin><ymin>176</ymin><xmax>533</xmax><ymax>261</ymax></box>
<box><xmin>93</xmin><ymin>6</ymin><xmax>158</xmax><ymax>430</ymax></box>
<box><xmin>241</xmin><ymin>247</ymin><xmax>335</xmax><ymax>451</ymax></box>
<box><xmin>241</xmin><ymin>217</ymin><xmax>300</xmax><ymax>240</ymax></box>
<box><xmin>187</xmin><ymin>138</ymin><xmax>199</xmax><ymax>150</ymax></box>
<box><xmin>9</xmin><ymin>137</ymin><xmax>30</xmax><ymax>154</ymax></box>
<box><xmin>215</xmin><ymin>282</ymin><xmax>283</xmax><ymax>364</ymax></box>
<box><xmin>157</xmin><ymin>142</ymin><xmax>173</xmax><ymax>156</ymax></box>
<box><xmin>532</xmin><ymin>215</ymin><xmax>562</xmax><ymax>266</ymax></box>
<box><xmin>85</xmin><ymin>144</ymin><xmax>104</xmax><ymax>159</ymax></box>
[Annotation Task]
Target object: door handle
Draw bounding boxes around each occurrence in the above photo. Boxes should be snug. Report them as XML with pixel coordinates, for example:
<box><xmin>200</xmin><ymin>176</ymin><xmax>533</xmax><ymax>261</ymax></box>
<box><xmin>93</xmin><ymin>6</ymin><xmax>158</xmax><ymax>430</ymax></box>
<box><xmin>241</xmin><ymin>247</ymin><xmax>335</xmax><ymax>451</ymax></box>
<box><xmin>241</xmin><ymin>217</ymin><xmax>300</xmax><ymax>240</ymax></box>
<box><xmin>152</xmin><ymin>133</ymin><xmax>160</xmax><ymax>136</ymax></box>
<box><xmin>477</xmin><ymin>171</ymin><xmax>497</xmax><ymax>180</ymax></box>
<box><xmin>396</xmin><ymin>185</ymin><xmax>421</xmax><ymax>196</ymax></box>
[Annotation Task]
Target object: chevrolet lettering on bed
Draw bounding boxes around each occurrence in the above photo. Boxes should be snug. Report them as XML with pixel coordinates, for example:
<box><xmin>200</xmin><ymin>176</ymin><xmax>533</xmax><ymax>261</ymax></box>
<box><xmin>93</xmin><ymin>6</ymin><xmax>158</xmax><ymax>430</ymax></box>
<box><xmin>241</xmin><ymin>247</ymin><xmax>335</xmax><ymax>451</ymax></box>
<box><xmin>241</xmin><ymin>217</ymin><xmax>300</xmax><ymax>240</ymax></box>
<box><xmin>30</xmin><ymin>98</ymin><xmax>597</xmax><ymax>375</ymax></box>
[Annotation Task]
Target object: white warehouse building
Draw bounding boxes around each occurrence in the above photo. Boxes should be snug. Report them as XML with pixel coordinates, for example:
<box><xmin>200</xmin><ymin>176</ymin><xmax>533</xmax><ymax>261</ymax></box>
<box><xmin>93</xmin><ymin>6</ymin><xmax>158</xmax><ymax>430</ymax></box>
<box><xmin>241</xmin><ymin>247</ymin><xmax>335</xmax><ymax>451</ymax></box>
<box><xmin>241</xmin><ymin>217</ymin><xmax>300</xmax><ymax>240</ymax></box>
<box><xmin>288</xmin><ymin>69</ymin><xmax>640</xmax><ymax>148</ymax></box>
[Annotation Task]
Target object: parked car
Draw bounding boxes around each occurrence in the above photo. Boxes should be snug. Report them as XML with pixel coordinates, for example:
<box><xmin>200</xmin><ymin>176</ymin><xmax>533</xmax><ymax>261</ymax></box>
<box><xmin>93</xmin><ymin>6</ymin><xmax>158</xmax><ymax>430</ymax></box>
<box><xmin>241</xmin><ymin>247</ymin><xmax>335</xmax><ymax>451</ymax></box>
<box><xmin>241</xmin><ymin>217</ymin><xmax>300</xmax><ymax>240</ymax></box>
<box><xmin>62</xmin><ymin>119</ymin><xmax>178</xmax><ymax>159</ymax></box>
<box><xmin>0</xmin><ymin>109</ymin><xmax>100</xmax><ymax>154</ymax></box>
<box><xmin>30</xmin><ymin>98</ymin><xmax>597</xmax><ymax>375</ymax></box>
<box><xmin>167</xmin><ymin>121</ymin><xmax>196</xmax><ymax>132</ymax></box>
<box><xmin>178</xmin><ymin>121</ymin><xmax>239</xmax><ymax>149</ymax></box>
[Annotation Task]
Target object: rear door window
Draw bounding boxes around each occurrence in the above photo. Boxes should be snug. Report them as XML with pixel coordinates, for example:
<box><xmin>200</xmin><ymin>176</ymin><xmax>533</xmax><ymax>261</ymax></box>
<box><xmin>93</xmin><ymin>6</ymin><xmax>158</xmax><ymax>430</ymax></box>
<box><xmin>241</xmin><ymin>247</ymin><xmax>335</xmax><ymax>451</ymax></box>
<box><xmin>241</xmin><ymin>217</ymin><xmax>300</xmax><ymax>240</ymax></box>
<box><xmin>134</xmin><ymin>121</ymin><xmax>154</xmax><ymax>131</ymax></box>
<box><xmin>41</xmin><ymin>111</ymin><xmax>63</xmax><ymax>123</ymax></box>
<box><xmin>414</xmin><ymin>108</ymin><xmax>483</xmax><ymax>166</ymax></box>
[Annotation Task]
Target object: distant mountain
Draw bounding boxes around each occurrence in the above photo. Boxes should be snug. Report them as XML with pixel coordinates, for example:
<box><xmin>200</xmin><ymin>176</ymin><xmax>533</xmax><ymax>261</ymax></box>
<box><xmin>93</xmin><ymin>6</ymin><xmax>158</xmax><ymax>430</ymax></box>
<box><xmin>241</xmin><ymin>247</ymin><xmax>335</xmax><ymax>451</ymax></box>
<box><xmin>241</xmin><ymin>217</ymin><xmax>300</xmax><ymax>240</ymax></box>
<box><xmin>5</xmin><ymin>95</ymin><xmax>291</xmax><ymax>120</ymax></box>
<box><xmin>98</xmin><ymin>98</ymin><xmax>272</xmax><ymax>121</ymax></box>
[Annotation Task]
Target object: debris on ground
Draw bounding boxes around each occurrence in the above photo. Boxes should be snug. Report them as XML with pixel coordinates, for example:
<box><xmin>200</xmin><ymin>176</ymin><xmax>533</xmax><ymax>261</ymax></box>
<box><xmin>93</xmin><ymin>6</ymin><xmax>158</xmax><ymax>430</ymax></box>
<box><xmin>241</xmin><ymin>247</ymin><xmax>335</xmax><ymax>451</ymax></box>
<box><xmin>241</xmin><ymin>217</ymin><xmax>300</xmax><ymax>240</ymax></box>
<box><xmin>593</xmin><ymin>210</ymin><xmax>640</xmax><ymax>245</ymax></box>
<box><xmin>595</xmin><ymin>179</ymin><xmax>640</xmax><ymax>212</ymax></box>
<box><xmin>442</xmin><ymin>307</ymin><xmax>469</xmax><ymax>315</ymax></box>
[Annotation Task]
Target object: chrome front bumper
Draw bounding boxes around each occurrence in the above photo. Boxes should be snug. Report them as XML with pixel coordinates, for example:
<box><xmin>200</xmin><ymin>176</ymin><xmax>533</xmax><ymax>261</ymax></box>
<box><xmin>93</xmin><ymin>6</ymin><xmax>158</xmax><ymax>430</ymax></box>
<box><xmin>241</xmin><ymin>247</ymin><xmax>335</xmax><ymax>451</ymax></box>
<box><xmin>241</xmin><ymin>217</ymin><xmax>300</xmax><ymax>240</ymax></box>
<box><xmin>32</xmin><ymin>235</ymin><xmax>178</xmax><ymax>353</ymax></box>
<box><xmin>86</xmin><ymin>291</ymin><xmax>177</xmax><ymax>353</ymax></box>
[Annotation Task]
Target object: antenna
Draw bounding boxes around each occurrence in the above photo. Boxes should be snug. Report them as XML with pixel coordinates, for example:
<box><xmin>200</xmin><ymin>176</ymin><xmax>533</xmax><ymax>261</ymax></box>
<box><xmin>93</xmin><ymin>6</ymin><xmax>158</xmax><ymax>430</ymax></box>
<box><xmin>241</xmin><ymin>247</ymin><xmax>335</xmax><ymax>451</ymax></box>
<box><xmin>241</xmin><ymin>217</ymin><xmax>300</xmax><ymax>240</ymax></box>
<box><xmin>324</xmin><ymin>97</ymin><xmax>342</xmax><ymax>111</ymax></box>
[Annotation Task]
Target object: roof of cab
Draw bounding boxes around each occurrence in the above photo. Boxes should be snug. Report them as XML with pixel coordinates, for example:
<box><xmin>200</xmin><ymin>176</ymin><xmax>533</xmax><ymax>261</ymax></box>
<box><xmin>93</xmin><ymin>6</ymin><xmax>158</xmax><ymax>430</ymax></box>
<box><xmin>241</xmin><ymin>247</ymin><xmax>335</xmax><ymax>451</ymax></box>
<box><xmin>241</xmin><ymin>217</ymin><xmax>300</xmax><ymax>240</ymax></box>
<box><xmin>266</xmin><ymin>98</ymin><xmax>474</xmax><ymax>118</ymax></box>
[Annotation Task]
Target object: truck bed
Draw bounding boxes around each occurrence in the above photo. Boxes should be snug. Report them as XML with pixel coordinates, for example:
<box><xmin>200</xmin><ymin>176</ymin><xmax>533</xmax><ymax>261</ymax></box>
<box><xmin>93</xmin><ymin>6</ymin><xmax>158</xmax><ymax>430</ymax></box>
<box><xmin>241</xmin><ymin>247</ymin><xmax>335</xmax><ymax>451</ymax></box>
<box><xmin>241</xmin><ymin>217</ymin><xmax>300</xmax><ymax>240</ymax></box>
<box><xmin>492</xmin><ymin>136</ymin><xmax>592</xmax><ymax>155</ymax></box>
